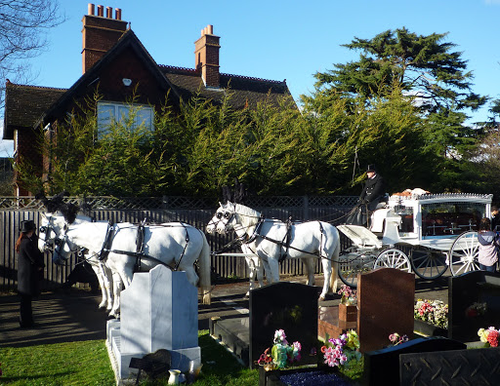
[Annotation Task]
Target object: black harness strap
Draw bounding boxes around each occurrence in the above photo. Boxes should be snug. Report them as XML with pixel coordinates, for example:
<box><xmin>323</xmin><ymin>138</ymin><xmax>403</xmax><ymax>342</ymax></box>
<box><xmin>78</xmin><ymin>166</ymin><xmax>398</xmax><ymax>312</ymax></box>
<box><xmin>279</xmin><ymin>216</ymin><xmax>294</xmax><ymax>262</ymax></box>
<box><xmin>99</xmin><ymin>222</ymin><xmax>115</xmax><ymax>261</ymax></box>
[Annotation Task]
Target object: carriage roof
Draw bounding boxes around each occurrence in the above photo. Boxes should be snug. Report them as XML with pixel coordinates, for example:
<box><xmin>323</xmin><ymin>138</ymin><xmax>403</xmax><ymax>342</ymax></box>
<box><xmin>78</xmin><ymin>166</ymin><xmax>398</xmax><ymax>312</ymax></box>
<box><xmin>388</xmin><ymin>192</ymin><xmax>493</xmax><ymax>205</ymax></box>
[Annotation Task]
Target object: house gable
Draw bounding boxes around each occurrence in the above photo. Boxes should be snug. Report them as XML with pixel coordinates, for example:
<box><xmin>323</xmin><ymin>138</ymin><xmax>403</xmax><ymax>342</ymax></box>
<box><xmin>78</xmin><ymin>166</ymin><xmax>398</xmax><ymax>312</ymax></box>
<box><xmin>40</xmin><ymin>30</ymin><xmax>180</xmax><ymax>126</ymax></box>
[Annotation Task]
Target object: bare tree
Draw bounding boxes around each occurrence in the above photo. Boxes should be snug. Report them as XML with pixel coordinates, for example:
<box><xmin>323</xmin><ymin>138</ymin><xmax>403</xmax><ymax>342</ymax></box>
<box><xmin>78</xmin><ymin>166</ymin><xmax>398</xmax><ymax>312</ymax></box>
<box><xmin>0</xmin><ymin>0</ymin><xmax>64</xmax><ymax>108</ymax></box>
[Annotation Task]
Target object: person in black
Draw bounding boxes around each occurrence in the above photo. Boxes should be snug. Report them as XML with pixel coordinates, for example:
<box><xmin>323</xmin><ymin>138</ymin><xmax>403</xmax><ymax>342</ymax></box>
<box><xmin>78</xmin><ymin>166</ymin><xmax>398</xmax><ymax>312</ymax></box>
<box><xmin>16</xmin><ymin>220</ymin><xmax>45</xmax><ymax>328</ymax></box>
<box><xmin>346</xmin><ymin>164</ymin><xmax>386</xmax><ymax>226</ymax></box>
<box><xmin>359</xmin><ymin>164</ymin><xmax>386</xmax><ymax>212</ymax></box>
<box><xmin>491</xmin><ymin>206</ymin><xmax>500</xmax><ymax>232</ymax></box>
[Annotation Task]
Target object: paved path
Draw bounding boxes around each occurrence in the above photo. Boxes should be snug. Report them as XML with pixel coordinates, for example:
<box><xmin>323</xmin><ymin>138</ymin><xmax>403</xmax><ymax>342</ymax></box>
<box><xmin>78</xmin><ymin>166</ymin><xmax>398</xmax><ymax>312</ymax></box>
<box><xmin>0</xmin><ymin>273</ymin><xmax>448</xmax><ymax>348</ymax></box>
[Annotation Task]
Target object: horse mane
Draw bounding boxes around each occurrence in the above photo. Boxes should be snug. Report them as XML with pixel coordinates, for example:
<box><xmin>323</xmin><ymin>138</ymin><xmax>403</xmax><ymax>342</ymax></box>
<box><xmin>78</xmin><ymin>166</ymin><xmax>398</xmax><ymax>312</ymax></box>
<box><xmin>231</xmin><ymin>202</ymin><xmax>261</xmax><ymax>227</ymax></box>
<box><xmin>36</xmin><ymin>191</ymin><xmax>80</xmax><ymax>224</ymax></box>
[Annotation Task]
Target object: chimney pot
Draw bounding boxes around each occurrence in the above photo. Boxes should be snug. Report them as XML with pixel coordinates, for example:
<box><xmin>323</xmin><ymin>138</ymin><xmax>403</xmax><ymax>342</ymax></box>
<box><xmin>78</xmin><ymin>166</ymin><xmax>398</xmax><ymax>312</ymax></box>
<box><xmin>97</xmin><ymin>5</ymin><xmax>103</xmax><ymax>17</ymax></box>
<box><xmin>88</xmin><ymin>3</ymin><xmax>95</xmax><ymax>15</ymax></box>
<box><xmin>115</xmin><ymin>8</ymin><xmax>122</xmax><ymax>20</ymax></box>
<box><xmin>208</xmin><ymin>25</ymin><xmax>213</xmax><ymax>34</ymax></box>
<box><xmin>106</xmin><ymin>6</ymin><xmax>112</xmax><ymax>18</ymax></box>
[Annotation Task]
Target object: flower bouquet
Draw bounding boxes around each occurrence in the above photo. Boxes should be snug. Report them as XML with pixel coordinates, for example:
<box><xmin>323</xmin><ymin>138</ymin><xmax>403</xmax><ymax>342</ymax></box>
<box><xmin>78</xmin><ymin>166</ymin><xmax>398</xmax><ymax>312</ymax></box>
<box><xmin>321</xmin><ymin>330</ymin><xmax>361</xmax><ymax>369</ymax></box>
<box><xmin>478</xmin><ymin>327</ymin><xmax>500</xmax><ymax>347</ymax></box>
<box><xmin>257</xmin><ymin>329</ymin><xmax>301</xmax><ymax>370</ymax></box>
<box><xmin>338</xmin><ymin>284</ymin><xmax>357</xmax><ymax>305</ymax></box>
<box><xmin>414</xmin><ymin>299</ymin><xmax>448</xmax><ymax>329</ymax></box>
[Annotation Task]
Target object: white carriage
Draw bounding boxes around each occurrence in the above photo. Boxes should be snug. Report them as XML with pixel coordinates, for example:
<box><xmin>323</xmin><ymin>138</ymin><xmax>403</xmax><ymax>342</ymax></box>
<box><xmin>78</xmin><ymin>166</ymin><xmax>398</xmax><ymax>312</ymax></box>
<box><xmin>337</xmin><ymin>192</ymin><xmax>493</xmax><ymax>287</ymax></box>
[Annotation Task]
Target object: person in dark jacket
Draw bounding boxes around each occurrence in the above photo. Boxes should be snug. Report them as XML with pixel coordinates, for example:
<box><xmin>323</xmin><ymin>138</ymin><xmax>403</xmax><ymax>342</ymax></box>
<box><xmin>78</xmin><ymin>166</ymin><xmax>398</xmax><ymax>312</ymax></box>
<box><xmin>16</xmin><ymin>219</ymin><xmax>45</xmax><ymax>328</ymax></box>
<box><xmin>359</xmin><ymin>164</ymin><xmax>386</xmax><ymax>211</ymax></box>
<box><xmin>346</xmin><ymin>164</ymin><xmax>386</xmax><ymax>226</ymax></box>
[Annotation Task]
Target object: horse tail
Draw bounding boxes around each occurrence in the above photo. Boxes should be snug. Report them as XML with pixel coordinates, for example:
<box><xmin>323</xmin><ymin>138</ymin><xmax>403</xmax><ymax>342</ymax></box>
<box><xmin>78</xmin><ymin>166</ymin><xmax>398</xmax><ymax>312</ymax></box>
<box><xmin>328</xmin><ymin>226</ymin><xmax>341</xmax><ymax>293</ymax></box>
<box><xmin>198</xmin><ymin>231</ymin><xmax>212</xmax><ymax>305</ymax></box>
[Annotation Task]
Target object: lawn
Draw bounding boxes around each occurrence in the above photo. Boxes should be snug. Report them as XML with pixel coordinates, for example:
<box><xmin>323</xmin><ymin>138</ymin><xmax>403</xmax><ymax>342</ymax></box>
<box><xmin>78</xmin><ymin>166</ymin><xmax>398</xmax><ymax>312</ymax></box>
<box><xmin>0</xmin><ymin>331</ymin><xmax>363</xmax><ymax>385</ymax></box>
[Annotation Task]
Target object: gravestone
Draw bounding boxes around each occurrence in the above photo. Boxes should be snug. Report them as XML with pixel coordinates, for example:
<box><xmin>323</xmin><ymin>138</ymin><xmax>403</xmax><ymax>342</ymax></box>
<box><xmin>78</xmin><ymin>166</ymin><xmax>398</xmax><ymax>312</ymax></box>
<box><xmin>400</xmin><ymin>346</ymin><xmax>500</xmax><ymax>385</ymax></box>
<box><xmin>249</xmin><ymin>282</ymin><xmax>320</xmax><ymax>369</ymax></box>
<box><xmin>357</xmin><ymin>268</ymin><xmax>415</xmax><ymax>353</ymax></box>
<box><xmin>107</xmin><ymin>265</ymin><xmax>201</xmax><ymax>381</ymax></box>
<box><xmin>365</xmin><ymin>337</ymin><xmax>466</xmax><ymax>386</ymax></box>
<box><xmin>449</xmin><ymin>270</ymin><xmax>500</xmax><ymax>342</ymax></box>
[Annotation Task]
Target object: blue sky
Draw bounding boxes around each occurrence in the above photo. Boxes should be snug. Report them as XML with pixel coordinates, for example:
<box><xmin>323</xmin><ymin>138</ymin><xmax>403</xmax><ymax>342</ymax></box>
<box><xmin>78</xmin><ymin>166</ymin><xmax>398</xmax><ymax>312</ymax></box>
<box><xmin>1</xmin><ymin>0</ymin><xmax>500</xmax><ymax>157</ymax></box>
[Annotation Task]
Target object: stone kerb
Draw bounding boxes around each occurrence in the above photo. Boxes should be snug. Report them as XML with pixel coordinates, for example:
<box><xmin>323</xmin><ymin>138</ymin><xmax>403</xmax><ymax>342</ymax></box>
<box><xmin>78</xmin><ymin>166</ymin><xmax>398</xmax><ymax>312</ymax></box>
<box><xmin>107</xmin><ymin>265</ymin><xmax>201</xmax><ymax>382</ymax></box>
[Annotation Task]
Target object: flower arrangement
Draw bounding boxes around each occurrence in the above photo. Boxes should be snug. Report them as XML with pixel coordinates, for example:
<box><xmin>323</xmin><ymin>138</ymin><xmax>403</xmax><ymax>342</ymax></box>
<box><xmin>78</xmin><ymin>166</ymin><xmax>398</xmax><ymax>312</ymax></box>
<box><xmin>466</xmin><ymin>302</ymin><xmax>487</xmax><ymax>318</ymax></box>
<box><xmin>338</xmin><ymin>284</ymin><xmax>357</xmax><ymax>305</ymax></box>
<box><xmin>478</xmin><ymin>327</ymin><xmax>500</xmax><ymax>347</ymax></box>
<box><xmin>414</xmin><ymin>299</ymin><xmax>448</xmax><ymax>329</ymax></box>
<box><xmin>257</xmin><ymin>329</ymin><xmax>301</xmax><ymax>370</ymax></box>
<box><xmin>388</xmin><ymin>333</ymin><xmax>409</xmax><ymax>346</ymax></box>
<box><xmin>321</xmin><ymin>330</ymin><xmax>360</xmax><ymax>368</ymax></box>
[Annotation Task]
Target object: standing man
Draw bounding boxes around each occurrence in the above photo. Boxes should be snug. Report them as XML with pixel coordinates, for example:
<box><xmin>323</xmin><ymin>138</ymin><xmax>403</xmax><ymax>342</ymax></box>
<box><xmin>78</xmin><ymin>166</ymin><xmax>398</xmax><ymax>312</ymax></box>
<box><xmin>16</xmin><ymin>220</ymin><xmax>45</xmax><ymax>328</ymax></box>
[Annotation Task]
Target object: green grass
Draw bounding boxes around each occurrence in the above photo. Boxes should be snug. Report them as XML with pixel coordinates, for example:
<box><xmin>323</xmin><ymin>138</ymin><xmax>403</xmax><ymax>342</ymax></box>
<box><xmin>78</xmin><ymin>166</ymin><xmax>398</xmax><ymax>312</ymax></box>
<box><xmin>0</xmin><ymin>331</ymin><xmax>362</xmax><ymax>385</ymax></box>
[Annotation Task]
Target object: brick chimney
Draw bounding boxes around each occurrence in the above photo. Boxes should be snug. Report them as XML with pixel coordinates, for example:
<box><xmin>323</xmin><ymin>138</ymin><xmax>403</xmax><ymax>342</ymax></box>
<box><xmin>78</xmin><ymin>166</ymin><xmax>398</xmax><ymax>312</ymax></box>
<box><xmin>82</xmin><ymin>3</ymin><xmax>128</xmax><ymax>73</ymax></box>
<box><xmin>194</xmin><ymin>25</ymin><xmax>220</xmax><ymax>88</ymax></box>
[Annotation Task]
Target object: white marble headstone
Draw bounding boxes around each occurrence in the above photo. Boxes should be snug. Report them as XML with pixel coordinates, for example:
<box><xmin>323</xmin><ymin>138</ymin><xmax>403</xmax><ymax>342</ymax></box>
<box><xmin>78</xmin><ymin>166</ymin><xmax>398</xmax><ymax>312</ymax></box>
<box><xmin>121</xmin><ymin>265</ymin><xmax>198</xmax><ymax>353</ymax></box>
<box><xmin>107</xmin><ymin>264</ymin><xmax>201</xmax><ymax>381</ymax></box>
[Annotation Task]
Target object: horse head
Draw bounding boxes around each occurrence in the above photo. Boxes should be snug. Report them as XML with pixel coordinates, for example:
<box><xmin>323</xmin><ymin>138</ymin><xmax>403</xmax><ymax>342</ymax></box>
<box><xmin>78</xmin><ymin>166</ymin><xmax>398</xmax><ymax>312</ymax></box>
<box><xmin>206</xmin><ymin>201</ymin><xmax>237</xmax><ymax>234</ymax></box>
<box><xmin>38</xmin><ymin>212</ymin><xmax>68</xmax><ymax>264</ymax></box>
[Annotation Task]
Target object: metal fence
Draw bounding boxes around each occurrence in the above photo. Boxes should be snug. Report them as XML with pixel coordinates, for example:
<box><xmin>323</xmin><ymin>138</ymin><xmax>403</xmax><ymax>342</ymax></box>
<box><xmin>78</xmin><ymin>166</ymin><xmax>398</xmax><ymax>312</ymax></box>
<box><xmin>0</xmin><ymin>195</ymin><xmax>357</xmax><ymax>292</ymax></box>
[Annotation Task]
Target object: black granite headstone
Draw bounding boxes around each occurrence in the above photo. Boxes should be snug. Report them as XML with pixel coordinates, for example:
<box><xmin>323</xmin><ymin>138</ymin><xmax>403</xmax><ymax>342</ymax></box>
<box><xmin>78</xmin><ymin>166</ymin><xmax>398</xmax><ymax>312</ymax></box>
<box><xmin>364</xmin><ymin>337</ymin><xmax>466</xmax><ymax>386</ymax></box>
<box><xmin>449</xmin><ymin>271</ymin><xmax>500</xmax><ymax>342</ymax></box>
<box><xmin>249</xmin><ymin>282</ymin><xmax>320</xmax><ymax>369</ymax></box>
<box><xmin>400</xmin><ymin>346</ymin><xmax>500</xmax><ymax>385</ymax></box>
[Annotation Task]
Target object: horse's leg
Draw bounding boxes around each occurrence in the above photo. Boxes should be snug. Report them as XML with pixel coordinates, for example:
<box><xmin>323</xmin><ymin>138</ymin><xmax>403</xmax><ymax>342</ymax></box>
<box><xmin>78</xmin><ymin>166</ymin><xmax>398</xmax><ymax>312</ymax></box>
<box><xmin>109</xmin><ymin>271</ymin><xmax>123</xmax><ymax>318</ymax></box>
<box><xmin>181</xmin><ymin>266</ymin><xmax>200</xmax><ymax>288</ymax></box>
<box><xmin>302</xmin><ymin>257</ymin><xmax>316</xmax><ymax>286</ymax></box>
<box><xmin>91</xmin><ymin>263</ymin><xmax>110</xmax><ymax>310</ymax></box>
<box><xmin>329</xmin><ymin>242</ymin><xmax>341</xmax><ymax>294</ymax></box>
<box><xmin>260</xmin><ymin>252</ymin><xmax>279</xmax><ymax>284</ymax></box>
<box><xmin>245</xmin><ymin>256</ymin><xmax>255</xmax><ymax>297</ymax></box>
<box><xmin>319</xmin><ymin>257</ymin><xmax>332</xmax><ymax>301</ymax></box>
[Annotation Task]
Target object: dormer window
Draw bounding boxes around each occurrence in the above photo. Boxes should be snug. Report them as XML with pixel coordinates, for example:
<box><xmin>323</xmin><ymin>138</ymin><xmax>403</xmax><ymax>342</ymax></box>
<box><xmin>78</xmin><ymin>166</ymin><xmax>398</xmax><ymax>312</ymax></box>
<box><xmin>97</xmin><ymin>101</ymin><xmax>154</xmax><ymax>136</ymax></box>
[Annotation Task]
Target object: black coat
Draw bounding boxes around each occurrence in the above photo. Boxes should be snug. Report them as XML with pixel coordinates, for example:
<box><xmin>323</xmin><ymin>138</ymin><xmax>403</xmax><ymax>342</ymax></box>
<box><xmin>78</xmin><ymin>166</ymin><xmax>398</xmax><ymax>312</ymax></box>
<box><xmin>17</xmin><ymin>235</ymin><xmax>44</xmax><ymax>296</ymax></box>
<box><xmin>359</xmin><ymin>173</ymin><xmax>385</xmax><ymax>211</ymax></box>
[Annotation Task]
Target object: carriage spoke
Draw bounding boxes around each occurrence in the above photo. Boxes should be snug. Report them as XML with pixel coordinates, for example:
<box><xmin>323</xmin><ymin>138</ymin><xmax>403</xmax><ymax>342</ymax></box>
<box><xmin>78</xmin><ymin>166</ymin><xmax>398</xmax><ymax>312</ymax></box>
<box><xmin>449</xmin><ymin>231</ymin><xmax>480</xmax><ymax>276</ymax></box>
<box><xmin>374</xmin><ymin>248</ymin><xmax>412</xmax><ymax>273</ymax></box>
<box><xmin>338</xmin><ymin>253</ymin><xmax>374</xmax><ymax>288</ymax></box>
<box><xmin>411</xmin><ymin>249</ymin><xmax>447</xmax><ymax>280</ymax></box>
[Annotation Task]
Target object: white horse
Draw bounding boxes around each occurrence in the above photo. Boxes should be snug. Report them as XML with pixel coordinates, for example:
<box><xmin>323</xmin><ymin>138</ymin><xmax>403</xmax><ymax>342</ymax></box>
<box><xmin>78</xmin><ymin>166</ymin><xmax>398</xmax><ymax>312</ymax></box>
<box><xmin>39</xmin><ymin>214</ymin><xmax>115</xmax><ymax>312</ymax></box>
<box><xmin>39</xmin><ymin>212</ymin><xmax>212</xmax><ymax>317</ymax></box>
<box><xmin>206</xmin><ymin>202</ymin><xmax>339</xmax><ymax>300</ymax></box>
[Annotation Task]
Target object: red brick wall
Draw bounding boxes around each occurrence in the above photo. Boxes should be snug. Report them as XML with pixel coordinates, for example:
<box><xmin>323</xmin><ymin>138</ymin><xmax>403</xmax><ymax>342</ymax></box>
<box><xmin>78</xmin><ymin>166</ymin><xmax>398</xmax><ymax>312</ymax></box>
<box><xmin>82</xmin><ymin>14</ymin><xmax>128</xmax><ymax>73</ymax></box>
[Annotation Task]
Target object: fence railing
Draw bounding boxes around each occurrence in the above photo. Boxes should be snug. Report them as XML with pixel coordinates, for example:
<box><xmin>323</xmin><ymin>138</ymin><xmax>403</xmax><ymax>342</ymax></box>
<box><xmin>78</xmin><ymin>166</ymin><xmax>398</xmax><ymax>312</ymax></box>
<box><xmin>0</xmin><ymin>195</ymin><xmax>358</xmax><ymax>292</ymax></box>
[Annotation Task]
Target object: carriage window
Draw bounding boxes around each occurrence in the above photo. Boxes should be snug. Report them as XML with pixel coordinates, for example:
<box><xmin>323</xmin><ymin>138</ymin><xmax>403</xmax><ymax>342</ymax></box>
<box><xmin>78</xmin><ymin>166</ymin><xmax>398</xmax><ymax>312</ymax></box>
<box><xmin>97</xmin><ymin>102</ymin><xmax>154</xmax><ymax>136</ymax></box>
<box><xmin>421</xmin><ymin>202</ymin><xmax>485</xmax><ymax>237</ymax></box>
<box><xmin>395</xmin><ymin>207</ymin><xmax>414</xmax><ymax>233</ymax></box>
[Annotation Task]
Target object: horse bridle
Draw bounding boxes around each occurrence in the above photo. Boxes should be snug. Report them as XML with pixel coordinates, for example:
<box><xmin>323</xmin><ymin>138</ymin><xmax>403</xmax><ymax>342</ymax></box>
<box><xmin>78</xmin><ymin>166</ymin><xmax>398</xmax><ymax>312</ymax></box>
<box><xmin>39</xmin><ymin>216</ymin><xmax>63</xmax><ymax>253</ymax></box>
<box><xmin>40</xmin><ymin>217</ymin><xmax>86</xmax><ymax>260</ymax></box>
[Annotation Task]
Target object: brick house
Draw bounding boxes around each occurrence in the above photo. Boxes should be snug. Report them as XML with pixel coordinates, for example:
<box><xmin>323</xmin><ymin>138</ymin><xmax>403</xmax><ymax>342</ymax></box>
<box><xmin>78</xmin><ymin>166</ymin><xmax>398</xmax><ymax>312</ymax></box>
<box><xmin>3</xmin><ymin>4</ymin><xmax>293</xmax><ymax>196</ymax></box>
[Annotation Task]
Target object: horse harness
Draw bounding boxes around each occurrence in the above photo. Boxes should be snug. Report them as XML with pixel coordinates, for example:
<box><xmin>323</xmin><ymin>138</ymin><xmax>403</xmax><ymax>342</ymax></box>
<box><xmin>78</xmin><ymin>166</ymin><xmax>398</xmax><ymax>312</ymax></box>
<box><xmin>97</xmin><ymin>220</ymin><xmax>191</xmax><ymax>272</ymax></box>
<box><xmin>237</xmin><ymin>215</ymin><xmax>326</xmax><ymax>261</ymax></box>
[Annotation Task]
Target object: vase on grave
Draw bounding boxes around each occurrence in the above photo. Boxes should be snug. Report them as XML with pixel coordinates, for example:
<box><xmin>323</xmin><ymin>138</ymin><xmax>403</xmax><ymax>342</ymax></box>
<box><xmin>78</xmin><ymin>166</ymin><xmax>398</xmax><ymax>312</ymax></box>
<box><xmin>339</xmin><ymin>303</ymin><xmax>357</xmax><ymax>323</ymax></box>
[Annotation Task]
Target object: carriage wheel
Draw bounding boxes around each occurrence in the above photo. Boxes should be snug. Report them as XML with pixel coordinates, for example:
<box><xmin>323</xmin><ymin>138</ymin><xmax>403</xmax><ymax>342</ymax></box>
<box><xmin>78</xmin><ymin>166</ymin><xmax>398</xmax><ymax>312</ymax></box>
<box><xmin>374</xmin><ymin>248</ymin><xmax>412</xmax><ymax>273</ymax></box>
<box><xmin>410</xmin><ymin>248</ymin><xmax>448</xmax><ymax>280</ymax></box>
<box><xmin>448</xmin><ymin>231</ymin><xmax>480</xmax><ymax>276</ymax></box>
<box><xmin>338</xmin><ymin>252</ymin><xmax>375</xmax><ymax>288</ymax></box>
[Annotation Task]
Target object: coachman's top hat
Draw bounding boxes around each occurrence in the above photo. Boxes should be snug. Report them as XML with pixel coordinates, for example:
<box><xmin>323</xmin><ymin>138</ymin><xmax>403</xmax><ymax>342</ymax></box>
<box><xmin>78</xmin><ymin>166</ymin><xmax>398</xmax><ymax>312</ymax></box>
<box><xmin>367</xmin><ymin>164</ymin><xmax>377</xmax><ymax>172</ymax></box>
<box><xmin>20</xmin><ymin>220</ymin><xmax>36</xmax><ymax>233</ymax></box>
